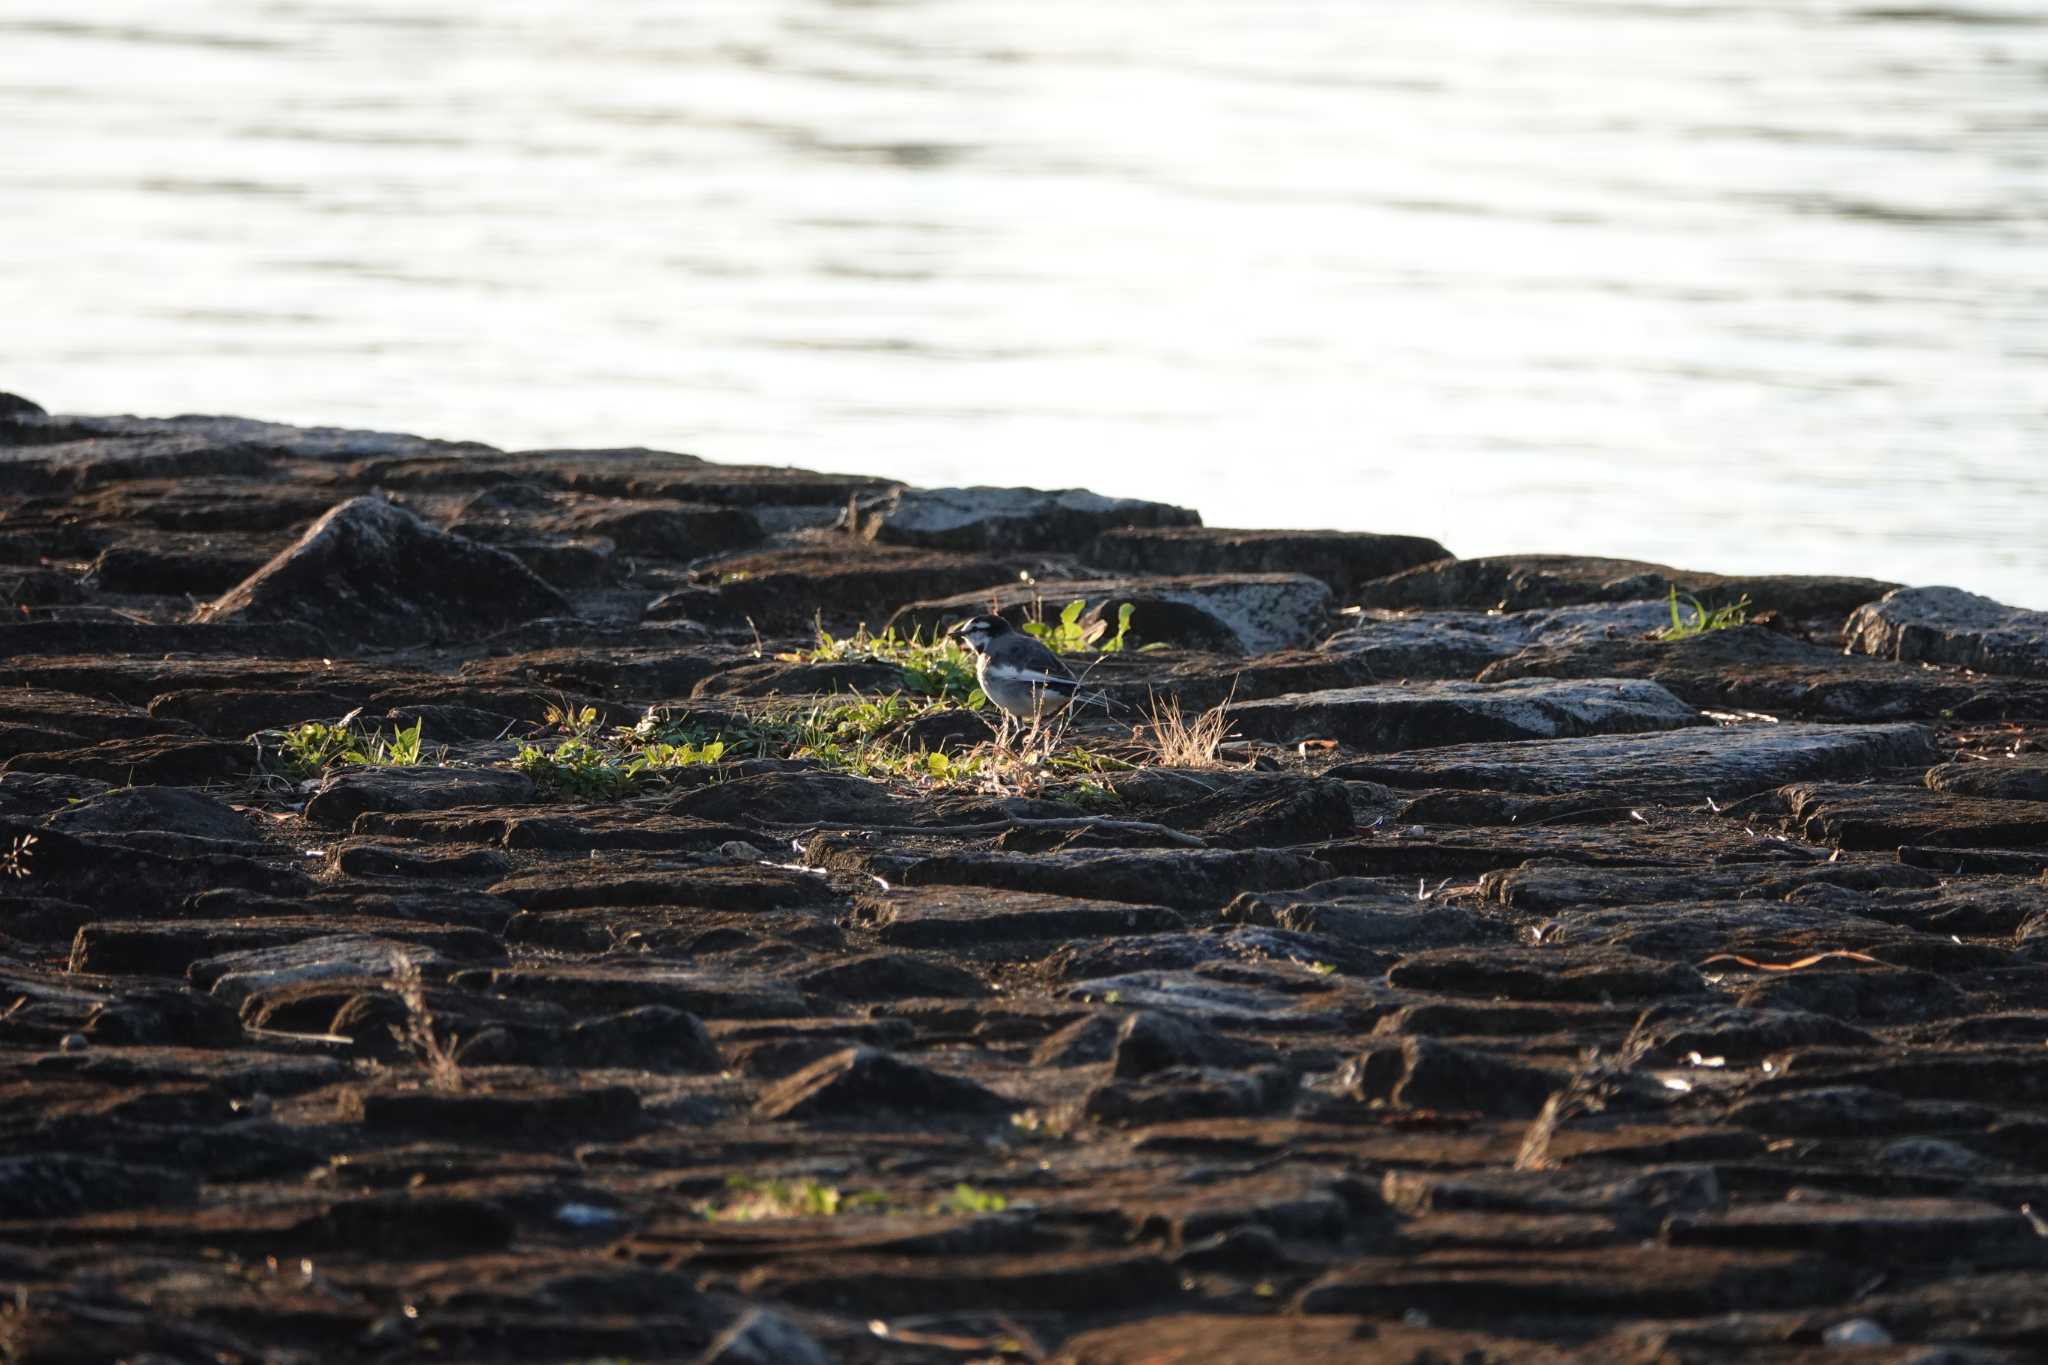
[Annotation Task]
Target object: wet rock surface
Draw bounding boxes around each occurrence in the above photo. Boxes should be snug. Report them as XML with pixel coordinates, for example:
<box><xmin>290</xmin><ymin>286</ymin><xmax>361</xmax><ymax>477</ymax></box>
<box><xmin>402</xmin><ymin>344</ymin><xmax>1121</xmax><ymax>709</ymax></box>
<box><xmin>5</xmin><ymin>397</ymin><xmax>2048</xmax><ymax>1362</ymax></box>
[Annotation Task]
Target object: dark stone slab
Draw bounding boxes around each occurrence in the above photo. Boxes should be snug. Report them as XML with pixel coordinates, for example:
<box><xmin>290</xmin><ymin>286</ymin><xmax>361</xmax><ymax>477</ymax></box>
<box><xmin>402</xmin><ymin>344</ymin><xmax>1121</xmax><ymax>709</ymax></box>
<box><xmin>752</xmin><ymin>1046</ymin><xmax>1015</xmax><ymax>1120</ymax></box>
<box><xmin>1346</xmin><ymin>1037</ymin><xmax>1563</xmax><ymax>1117</ymax></box>
<box><xmin>1926</xmin><ymin>758</ymin><xmax>2048</xmax><ymax>803</ymax></box>
<box><xmin>742</xmin><ymin>1248</ymin><xmax>1180</xmax><ymax>1317</ymax></box>
<box><xmin>0</xmin><ymin>823</ymin><xmax>309</xmax><ymax>928</ymax></box>
<box><xmin>1846</xmin><ymin>585</ymin><xmax>2048</xmax><ymax>680</ymax></box>
<box><xmin>0</xmin><ymin>427</ymin><xmax>278</xmax><ymax>494</ymax></box>
<box><xmin>1053</xmin><ymin>1316</ymin><xmax>1580</xmax><ymax>1365</ymax></box>
<box><xmin>330</xmin><ymin>841</ymin><xmax>510</xmax><ymax>880</ymax></box>
<box><xmin>1388</xmin><ymin>946</ymin><xmax>1709</xmax><ymax>1003</ymax></box>
<box><xmin>1777</xmin><ymin>782</ymin><xmax>2048</xmax><ymax>851</ymax></box>
<box><xmin>452</xmin><ymin>964</ymin><xmax>808</xmax><ymax>1019</ymax></box>
<box><xmin>0</xmin><ymin>568</ymin><xmax>88</xmax><ymax>611</ymax></box>
<box><xmin>1624</xmin><ymin>1003</ymin><xmax>1879</xmax><ymax>1066</ymax></box>
<box><xmin>302</xmin><ymin>767</ymin><xmax>539</xmax><ymax>829</ymax></box>
<box><xmin>854</xmin><ymin>887</ymin><xmax>1186</xmax><ymax>947</ymax></box>
<box><xmin>894</xmin><ymin>849</ymin><xmax>1335</xmax><ymax>913</ymax></box>
<box><xmin>2</xmin><ymin>735</ymin><xmax>249</xmax><ymax>785</ymax></box>
<box><xmin>1732</xmin><ymin>967</ymin><xmax>1969</xmax><ymax>1026</ymax></box>
<box><xmin>197</xmin><ymin>495</ymin><xmax>571</xmax><ymax>645</ymax></box>
<box><xmin>1331</xmin><ymin>721</ymin><xmax>1940</xmax><ymax>803</ymax></box>
<box><xmin>1296</xmin><ymin>1245</ymin><xmax>1859</xmax><ymax>1320</ymax></box>
<box><xmin>1111</xmin><ymin>1010</ymin><xmax>1278</xmax><ymax>1079</ymax></box>
<box><xmin>1379</xmin><ymin>1163</ymin><xmax>1722</xmax><ymax>1229</ymax></box>
<box><xmin>1355</xmin><ymin>553</ymin><xmax>1895</xmax><ymax>621</ymax></box>
<box><xmin>71</xmin><ymin>916</ymin><xmax>499</xmax><ymax>979</ymax></box>
<box><xmin>1231</xmin><ymin>677</ymin><xmax>1701</xmax><ymax>750</ymax></box>
<box><xmin>1900</xmin><ymin>845</ymin><xmax>2048</xmax><ymax>876</ymax></box>
<box><xmin>1129</xmin><ymin>774</ymin><xmax>1359</xmax><ymax>848</ymax></box>
<box><xmin>1087</xmin><ymin>526</ymin><xmax>1451</xmax><ymax>602</ymax></box>
<box><xmin>1320</xmin><ymin>600</ymin><xmax>1681</xmax><ymax>681</ymax></box>
<box><xmin>42</xmin><ymin>784</ymin><xmax>264</xmax><ymax>845</ymax></box>
<box><xmin>194</xmin><ymin>931</ymin><xmax>507</xmax><ymax>1009</ymax></box>
<box><xmin>340</xmin><ymin>1084</ymin><xmax>644</xmax><ymax>1140</ymax></box>
<box><xmin>1666</xmin><ymin>1197</ymin><xmax>2041</xmax><ymax>1263</ymax></box>
<box><xmin>0</xmin><ymin>1154</ymin><xmax>198</xmax><ymax>1216</ymax></box>
<box><xmin>489</xmin><ymin>861</ymin><xmax>838</xmax><ymax>913</ymax></box>
<box><xmin>792</xmin><ymin>952</ymin><xmax>989</xmax><ymax>1003</ymax></box>
<box><xmin>533</xmin><ymin>496</ymin><xmax>763</xmax><ymax>558</ymax></box>
<box><xmin>287</xmin><ymin>1192</ymin><xmax>517</xmax><ymax>1257</ymax></box>
<box><xmin>1084</xmin><ymin>1064</ymin><xmax>1297</xmax><ymax>1124</ymax></box>
<box><xmin>85</xmin><ymin>539</ymin><xmax>275</xmax><ymax>595</ymax></box>
<box><xmin>666</xmin><ymin>544</ymin><xmax>1014</xmax><ymax>632</ymax></box>
<box><xmin>1479</xmin><ymin>623</ymin><xmax>2048</xmax><ymax>722</ymax></box>
<box><xmin>1222</xmin><ymin>883</ymin><xmax>1508</xmax><ymax>950</ymax></box>
<box><xmin>855</xmin><ymin>485</ymin><xmax>1198</xmax><ymax>553</ymax></box>
<box><xmin>1482</xmin><ymin>859</ymin><xmax>1937</xmax><ymax>915</ymax></box>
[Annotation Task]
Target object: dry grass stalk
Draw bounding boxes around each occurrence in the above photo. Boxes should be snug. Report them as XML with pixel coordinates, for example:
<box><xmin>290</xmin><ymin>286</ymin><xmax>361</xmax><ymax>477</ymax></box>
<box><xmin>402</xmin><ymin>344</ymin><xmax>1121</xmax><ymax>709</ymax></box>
<box><xmin>389</xmin><ymin>953</ymin><xmax>463</xmax><ymax>1091</ymax></box>
<box><xmin>1515</xmin><ymin>1048</ymin><xmax>1625</xmax><ymax>1171</ymax></box>
<box><xmin>1142</xmin><ymin>683</ymin><xmax>1237</xmax><ymax>768</ymax></box>
<box><xmin>973</xmin><ymin>705</ymin><xmax>1080</xmax><ymax>798</ymax></box>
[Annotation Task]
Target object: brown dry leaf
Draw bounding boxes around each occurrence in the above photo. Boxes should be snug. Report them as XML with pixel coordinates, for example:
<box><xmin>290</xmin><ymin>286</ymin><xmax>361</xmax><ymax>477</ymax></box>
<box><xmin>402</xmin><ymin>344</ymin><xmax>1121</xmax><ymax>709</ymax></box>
<box><xmin>1697</xmin><ymin>949</ymin><xmax>1881</xmax><ymax>972</ymax></box>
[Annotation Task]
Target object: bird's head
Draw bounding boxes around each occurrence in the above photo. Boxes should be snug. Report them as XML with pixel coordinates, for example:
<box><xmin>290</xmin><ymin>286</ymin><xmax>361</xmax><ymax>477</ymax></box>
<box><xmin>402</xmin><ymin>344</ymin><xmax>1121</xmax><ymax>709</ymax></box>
<box><xmin>947</xmin><ymin>613</ymin><xmax>1013</xmax><ymax>656</ymax></box>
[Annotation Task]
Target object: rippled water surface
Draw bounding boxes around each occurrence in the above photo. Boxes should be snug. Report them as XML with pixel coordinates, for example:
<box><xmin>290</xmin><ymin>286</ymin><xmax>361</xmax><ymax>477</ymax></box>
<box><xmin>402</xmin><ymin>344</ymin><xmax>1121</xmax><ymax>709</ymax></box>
<box><xmin>4</xmin><ymin>1</ymin><xmax>2044</xmax><ymax>605</ymax></box>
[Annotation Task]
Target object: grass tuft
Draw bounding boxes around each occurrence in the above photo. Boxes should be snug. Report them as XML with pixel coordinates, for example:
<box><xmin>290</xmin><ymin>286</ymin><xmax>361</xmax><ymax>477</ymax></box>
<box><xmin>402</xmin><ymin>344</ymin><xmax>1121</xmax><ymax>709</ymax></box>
<box><xmin>273</xmin><ymin>710</ymin><xmax>429</xmax><ymax>779</ymax></box>
<box><xmin>388</xmin><ymin>953</ymin><xmax>462</xmax><ymax>1092</ymax></box>
<box><xmin>703</xmin><ymin>1176</ymin><xmax>890</xmax><ymax>1221</ymax></box>
<box><xmin>1140</xmin><ymin>684</ymin><xmax>1238</xmax><ymax>768</ymax></box>
<box><xmin>513</xmin><ymin>704</ymin><xmax>730</xmax><ymax>799</ymax></box>
<box><xmin>1657</xmin><ymin>585</ymin><xmax>1752</xmax><ymax>641</ymax></box>
<box><xmin>790</xmin><ymin>621</ymin><xmax>985</xmax><ymax>707</ymax></box>
<box><xmin>933</xmin><ymin>1183</ymin><xmax>1009</xmax><ymax>1215</ymax></box>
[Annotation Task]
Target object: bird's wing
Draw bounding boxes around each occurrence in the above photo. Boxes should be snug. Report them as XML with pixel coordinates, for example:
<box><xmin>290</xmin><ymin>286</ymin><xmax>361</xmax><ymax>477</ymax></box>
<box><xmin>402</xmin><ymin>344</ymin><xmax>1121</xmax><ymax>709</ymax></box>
<box><xmin>984</xmin><ymin>661</ymin><xmax>1082</xmax><ymax>694</ymax></box>
<box><xmin>1016</xmin><ymin>638</ymin><xmax>1077</xmax><ymax>679</ymax></box>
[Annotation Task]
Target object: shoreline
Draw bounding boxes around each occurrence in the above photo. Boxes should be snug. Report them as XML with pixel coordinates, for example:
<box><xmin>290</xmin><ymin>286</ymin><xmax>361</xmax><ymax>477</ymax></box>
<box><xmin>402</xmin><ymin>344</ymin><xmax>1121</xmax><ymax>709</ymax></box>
<box><xmin>6</xmin><ymin>394</ymin><xmax>2048</xmax><ymax>1360</ymax></box>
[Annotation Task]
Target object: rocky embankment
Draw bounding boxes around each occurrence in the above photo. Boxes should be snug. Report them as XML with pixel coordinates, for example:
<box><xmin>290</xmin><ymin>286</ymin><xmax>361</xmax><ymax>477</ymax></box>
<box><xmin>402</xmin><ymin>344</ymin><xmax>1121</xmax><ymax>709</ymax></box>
<box><xmin>6</xmin><ymin>393</ymin><xmax>2048</xmax><ymax>1362</ymax></box>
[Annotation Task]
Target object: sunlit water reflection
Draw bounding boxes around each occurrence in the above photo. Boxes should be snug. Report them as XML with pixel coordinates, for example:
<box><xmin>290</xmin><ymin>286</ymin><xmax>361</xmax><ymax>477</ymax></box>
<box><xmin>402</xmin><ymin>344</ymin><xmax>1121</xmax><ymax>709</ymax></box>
<box><xmin>4</xmin><ymin>1</ymin><xmax>2044</xmax><ymax>605</ymax></box>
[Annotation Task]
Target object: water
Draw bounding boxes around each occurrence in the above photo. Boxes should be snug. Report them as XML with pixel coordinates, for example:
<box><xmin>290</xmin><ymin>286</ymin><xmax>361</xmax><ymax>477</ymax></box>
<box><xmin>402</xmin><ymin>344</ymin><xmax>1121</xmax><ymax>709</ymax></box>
<box><xmin>5</xmin><ymin>1</ymin><xmax>2045</xmax><ymax>607</ymax></box>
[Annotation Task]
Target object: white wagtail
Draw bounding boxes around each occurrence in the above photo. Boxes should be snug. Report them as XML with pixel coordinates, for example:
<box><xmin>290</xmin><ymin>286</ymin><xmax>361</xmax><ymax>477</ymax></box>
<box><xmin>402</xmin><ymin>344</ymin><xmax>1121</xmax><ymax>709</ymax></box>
<box><xmin>947</xmin><ymin>614</ymin><xmax>1110</xmax><ymax>735</ymax></box>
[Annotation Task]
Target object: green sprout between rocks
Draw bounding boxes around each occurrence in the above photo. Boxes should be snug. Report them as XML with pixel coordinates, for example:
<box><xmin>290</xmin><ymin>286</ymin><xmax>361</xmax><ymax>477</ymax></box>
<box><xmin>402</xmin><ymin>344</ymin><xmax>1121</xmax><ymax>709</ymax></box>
<box><xmin>770</xmin><ymin>693</ymin><xmax>988</xmax><ymax>783</ymax></box>
<box><xmin>703</xmin><ymin>1177</ymin><xmax>890</xmax><ymax>1221</ymax></box>
<box><xmin>512</xmin><ymin>704</ymin><xmax>729</xmax><ymax>799</ymax></box>
<box><xmin>1022</xmin><ymin>598</ymin><xmax>1144</xmax><ymax>654</ymax></box>
<box><xmin>274</xmin><ymin>711</ymin><xmax>429</xmax><ymax>779</ymax></box>
<box><xmin>1658</xmin><ymin>585</ymin><xmax>1752</xmax><ymax>641</ymax></box>
<box><xmin>790</xmin><ymin>622</ymin><xmax>986</xmax><ymax>707</ymax></box>
<box><xmin>505</xmin><ymin>640</ymin><xmax>1139</xmax><ymax>802</ymax></box>
<box><xmin>933</xmin><ymin>1183</ymin><xmax>1009</xmax><ymax>1215</ymax></box>
<box><xmin>699</xmin><ymin>1177</ymin><xmax>1007</xmax><ymax>1221</ymax></box>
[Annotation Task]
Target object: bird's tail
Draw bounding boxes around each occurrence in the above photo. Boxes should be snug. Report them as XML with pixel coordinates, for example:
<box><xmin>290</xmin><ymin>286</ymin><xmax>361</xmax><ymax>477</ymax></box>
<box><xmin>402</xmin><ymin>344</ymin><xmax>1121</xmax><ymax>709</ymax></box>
<box><xmin>1071</xmin><ymin>688</ymin><xmax>1123</xmax><ymax>716</ymax></box>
